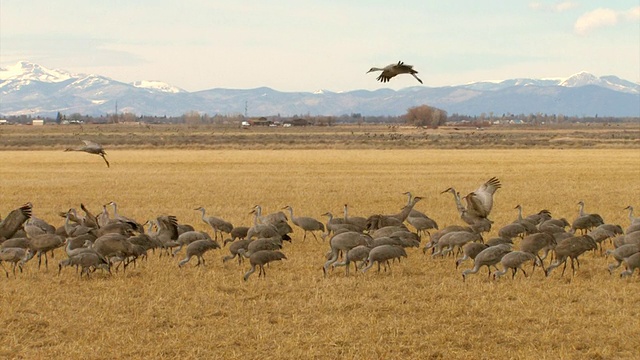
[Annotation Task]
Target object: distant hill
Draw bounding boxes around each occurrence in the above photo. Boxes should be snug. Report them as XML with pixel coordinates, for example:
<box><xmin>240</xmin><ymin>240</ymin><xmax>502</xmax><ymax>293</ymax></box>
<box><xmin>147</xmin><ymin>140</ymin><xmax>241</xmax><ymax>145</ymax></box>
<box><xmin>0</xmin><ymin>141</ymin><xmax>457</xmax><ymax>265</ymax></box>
<box><xmin>1</xmin><ymin>61</ymin><xmax>638</xmax><ymax>117</ymax></box>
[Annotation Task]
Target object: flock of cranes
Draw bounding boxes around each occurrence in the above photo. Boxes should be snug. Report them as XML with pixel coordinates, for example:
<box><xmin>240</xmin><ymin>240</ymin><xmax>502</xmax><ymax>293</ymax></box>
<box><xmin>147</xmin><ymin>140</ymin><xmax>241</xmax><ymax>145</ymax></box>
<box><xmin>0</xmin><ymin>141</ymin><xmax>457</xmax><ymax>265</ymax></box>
<box><xmin>1</xmin><ymin>177</ymin><xmax>639</xmax><ymax>281</ymax></box>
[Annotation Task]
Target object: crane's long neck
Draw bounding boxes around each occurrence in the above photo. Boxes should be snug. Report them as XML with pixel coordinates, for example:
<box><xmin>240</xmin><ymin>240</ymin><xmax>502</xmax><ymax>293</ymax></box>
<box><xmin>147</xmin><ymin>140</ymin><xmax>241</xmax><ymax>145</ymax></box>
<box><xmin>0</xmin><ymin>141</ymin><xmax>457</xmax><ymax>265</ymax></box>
<box><xmin>450</xmin><ymin>190</ymin><xmax>466</xmax><ymax>215</ymax></box>
<box><xmin>578</xmin><ymin>202</ymin><xmax>585</xmax><ymax>217</ymax></box>
<box><xmin>397</xmin><ymin>199</ymin><xmax>420</xmax><ymax>222</ymax></box>
<box><xmin>516</xmin><ymin>206</ymin><xmax>523</xmax><ymax>221</ymax></box>
<box><xmin>627</xmin><ymin>206</ymin><xmax>635</xmax><ymax>223</ymax></box>
<box><xmin>111</xmin><ymin>203</ymin><xmax>119</xmax><ymax>217</ymax></box>
<box><xmin>64</xmin><ymin>211</ymin><xmax>74</xmax><ymax>235</ymax></box>
<box><xmin>198</xmin><ymin>208</ymin><xmax>207</xmax><ymax>221</ymax></box>
<box><xmin>343</xmin><ymin>205</ymin><xmax>349</xmax><ymax>220</ymax></box>
<box><xmin>286</xmin><ymin>207</ymin><xmax>294</xmax><ymax>220</ymax></box>
<box><xmin>405</xmin><ymin>193</ymin><xmax>412</xmax><ymax>207</ymax></box>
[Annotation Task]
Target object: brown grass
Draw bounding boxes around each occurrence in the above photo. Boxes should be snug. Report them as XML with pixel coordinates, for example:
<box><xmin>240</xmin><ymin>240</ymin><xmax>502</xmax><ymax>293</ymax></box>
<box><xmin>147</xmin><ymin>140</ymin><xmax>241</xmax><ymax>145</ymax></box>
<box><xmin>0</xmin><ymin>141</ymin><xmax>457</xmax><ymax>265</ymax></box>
<box><xmin>0</xmin><ymin>146</ymin><xmax>639</xmax><ymax>359</ymax></box>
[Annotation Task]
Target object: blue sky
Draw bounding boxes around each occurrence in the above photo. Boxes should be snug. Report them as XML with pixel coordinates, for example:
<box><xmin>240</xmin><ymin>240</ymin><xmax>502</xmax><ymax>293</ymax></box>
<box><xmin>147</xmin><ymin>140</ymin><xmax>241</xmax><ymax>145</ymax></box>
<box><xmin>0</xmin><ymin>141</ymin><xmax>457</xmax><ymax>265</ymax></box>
<box><xmin>1</xmin><ymin>1</ymin><xmax>638</xmax><ymax>92</ymax></box>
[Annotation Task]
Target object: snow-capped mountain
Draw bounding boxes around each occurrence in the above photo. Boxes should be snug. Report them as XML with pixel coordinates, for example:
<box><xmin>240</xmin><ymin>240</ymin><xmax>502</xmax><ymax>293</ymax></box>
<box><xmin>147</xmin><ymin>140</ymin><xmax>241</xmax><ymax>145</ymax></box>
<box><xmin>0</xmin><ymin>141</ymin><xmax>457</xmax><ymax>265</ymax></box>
<box><xmin>1</xmin><ymin>61</ymin><xmax>638</xmax><ymax>117</ymax></box>
<box><xmin>131</xmin><ymin>80</ymin><xmax>185</xmax><ymax>93</ymax></box>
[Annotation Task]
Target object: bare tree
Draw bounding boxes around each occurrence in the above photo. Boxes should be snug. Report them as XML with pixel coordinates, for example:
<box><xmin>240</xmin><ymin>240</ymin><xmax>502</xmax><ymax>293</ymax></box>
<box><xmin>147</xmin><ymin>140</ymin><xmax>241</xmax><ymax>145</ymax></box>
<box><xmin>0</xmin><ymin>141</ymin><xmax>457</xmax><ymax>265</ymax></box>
<box><xmin>404</xmin><ymin>105</ymin><xmax>447</xmax><ymax>128</ymax></box>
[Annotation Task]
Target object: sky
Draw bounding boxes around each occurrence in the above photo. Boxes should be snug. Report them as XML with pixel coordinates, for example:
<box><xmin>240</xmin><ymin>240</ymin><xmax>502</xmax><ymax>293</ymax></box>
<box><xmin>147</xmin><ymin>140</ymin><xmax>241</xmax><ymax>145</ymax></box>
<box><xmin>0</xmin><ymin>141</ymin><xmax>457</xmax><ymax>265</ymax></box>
<box><xmin>1</xmin><ymin>1</ymin><xmax>639</xmax><ymax>92</ymax></box>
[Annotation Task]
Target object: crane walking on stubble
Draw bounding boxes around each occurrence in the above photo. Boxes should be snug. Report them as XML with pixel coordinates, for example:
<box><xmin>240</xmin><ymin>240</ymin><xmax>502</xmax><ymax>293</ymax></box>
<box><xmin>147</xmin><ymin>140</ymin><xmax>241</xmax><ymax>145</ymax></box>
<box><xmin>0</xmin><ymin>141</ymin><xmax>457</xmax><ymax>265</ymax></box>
<box><xmin>65</xmin><ymin>140</ymin><xmax>110</xmax><ymax>167</ymax></box>
<box><xmin>367</xmin><ymin>61</ymin><xmax>423</xmax><ymax>84</ymax></box>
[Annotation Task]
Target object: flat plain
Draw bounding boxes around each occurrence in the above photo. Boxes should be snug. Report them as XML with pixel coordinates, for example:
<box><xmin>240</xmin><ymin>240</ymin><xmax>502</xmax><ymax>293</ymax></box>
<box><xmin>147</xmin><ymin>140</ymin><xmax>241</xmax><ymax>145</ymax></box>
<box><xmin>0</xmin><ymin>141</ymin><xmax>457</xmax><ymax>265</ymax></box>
<box><xmin>0</xmin><ymin>123</ymin><xmax>639</xmax><ymax>359</ymax></box>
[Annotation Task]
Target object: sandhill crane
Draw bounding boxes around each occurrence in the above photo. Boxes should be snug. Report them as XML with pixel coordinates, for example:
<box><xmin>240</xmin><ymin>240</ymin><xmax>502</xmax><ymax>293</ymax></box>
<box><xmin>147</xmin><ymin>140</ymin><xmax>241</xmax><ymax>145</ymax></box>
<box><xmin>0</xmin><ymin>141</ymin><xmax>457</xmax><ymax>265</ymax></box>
<box><xmin>243</xmin><ymin>250</ymin><xmax>287</xmax><ymax>281</ymax></box>
<box><xmin>178</xmin><ymin>238</ymin><xmax>221</xmax><ymax>267</ymax></box>
<box><xmin>1</xmin><ymin>237</ymin><xmax>30</xmax><ymax>250</ymax></box>
<box><xmin>462</xmin><ymin>243</ymin><xmax>512</xmax><ymax>282</ymax></box>
<box><xmin>343</xmin><ymin>204</ymin><xmax>368</xmax><ymax>231</ymax></box>
<box><xmin>571</xmin><ymin>201</ymin><xmax>605</xmax><ymax>234</ymax></box>
<box><xmin>545</xmin><ymin>235</ymin><xmax>598</xmax><ymax>277</ymax></box>
<box><xmin>365</xmin><ymin>197</ymin><xmax>423</xmax><ymax>232</ymax></box>
<box><xmin>620</xmin><ymin>252</ymin><xmax>640</xmax><ymax>277</ymax></box>
<box><xmin>519</xmin><ymin>232</ymin><xmax>556</xmax><ymax>272</ymax></box>
<box><xmin>367</xmin><ymin>61</ymin><xmax>423</xmax><ymax>84</ymax></box>
<box><xmin>65</xmin><ymin>140</ymin><xmax>110</xmax><ymax>167</ymax></box>
<box><xmin>282</xmin><ymin>205</ymin><xmax>324</xmax><ymax>242</ymax></box>
<box><xmin>361</xmin><ymin>245</ymin><xmax>408</xmax><ymax>273</ymax></box>
<box><xmin>194</xmin><ymin>207</ymin><xmax>233</xmax><ymax>240</ymax></box>
<box><xmin>107</xmin><ymin>201</ymin><xmax>142</xmax><ymax>231</ymax></box>
<box><xmin>624</xmin><ymin>206</ymin><xmax>639</xmax><ymax>225</ymax></box>
<box><xmin>0</xmin><ymin>247</ymin><xmax>29</xmax><ymax>277</ymax></box>
<box><xmin>321</xmin><ymin>212</ymin><xmax>361</xmax><ymax>240</ymax></box>
<box><xmin>59</xmin><ymin>252</ymin><xmax>111</xmax><ymax>278</ymax></box>
<box><xmin>606</xmin><ymin>244</ymin><xmax>640</xmax><ymax>274</ymax></box>
<box><xmin>253</xmin><ymin>205</ymin><xmax>288</xmax><ymax>225</ymax></box>
<box><xmin>323</xmin><ymin>231</ymin><xmax>371</xmax><ymax>275</ymax></box>
<box><xmin>455</xmin><ymin>242</ymin><xmax>488</xmax><ymax>269</ymax></box>
<box><xmin>26</xmin><ymin>233</ymin><xmax>66</xmax><ymax>270</ymax></box>
<box><xmin>463</xmin><ymin>177</ymin><xmax>501</xmax><ymax>221</ymax></box>
<box><xmin>493</xmin><ymin>251</ymin><xmax>539</xmax><ymax>280</ymax></box>
<box><xmin>0</xmin><ymin>203</ymin><xmax>32</xmax><ymax>240</ymax></box>
<box><xmin>222</xmin><ymin>239</ymin><xmax>251</xmax><ymax>265</ymax></box>
<box><xmin>331</xmin><ymin>245</ymin><xmax>371</xmax><ymax>276</ymax></box>
<box><xmin>498</xmin><ymin>223</ymin><xmax>528</xmax><ymax>240</ymax></box>
<box><xmin>431</xmin><ymin>230</ymin><xmax>483</xmax><ymax>259</ymax></box>
<box><xmin>173</xmin><ymin>231</ymin><xmax>211</xmax><ymax>256</ymax></box>
<box><xmin>404</xmin><ymin>192</ymin><xmax>438</xmax><ymax>239</ymax></box>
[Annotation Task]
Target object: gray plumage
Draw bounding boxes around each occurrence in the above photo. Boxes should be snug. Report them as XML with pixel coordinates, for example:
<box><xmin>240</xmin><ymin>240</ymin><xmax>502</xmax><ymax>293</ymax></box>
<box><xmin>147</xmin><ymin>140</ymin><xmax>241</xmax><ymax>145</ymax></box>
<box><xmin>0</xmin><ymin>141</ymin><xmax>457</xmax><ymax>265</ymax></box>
<box><xmin>620</xmin><ymin>252</ymin><xmax>640</xmax><ymax>277</ymax></box>
<box><xmin>323</xmin><ymin>231</ymin><xmax>371</xmax><ymax>275</ymax></box>
<box><xmin>59</xmin><ymin>252</ymin><xmax>111</xmax><ymax>278</ymax></box>
<box><xmin>624</xmin><ymin>205</ymin><xmax>639</xmax><ymax>225</ymax></box>
<box><xmin>26</xmin><ymin>233</ymin><xmax>66</xmax><ymax>270</ymax></box>
<box><xmin>455</xmin><ymin>242</ymin><xmax>488</xmax><ymax>269</ymax></box>
<box><xmin>331</xmin><ymin>245</ymin><xmax>371</xmax><ymax>276</ymax></box>
<box><xmin>403</xmin><ymin>192</ymin><xmax>438</xmax><ymax>240</ymax></box>
<box><xmin>178</xmin><ymin>238</ymin><xmax>221</xmax><ymax>267</ymax></box>
<box><xmin>173</xmin><ymin>230</ymin><xmax>211</xmax><ymax>256</ymax></box>
<box><xmin>195</xmin><ymin>207</ymin><xmax>233</xmax><ymax>240</ymax></box>
<box><xmin>361</xmin><ymin>245</ymin><xmax>408</xmax><ymax>273</ymax></box>
<box><xmin>463</xmin><ymin>177</ymin><xmax>501</xmax><ymax>221</ymax></box>
<box><xmin>520</xmin><ymin>232</ymin><xmax>557</xmax><ymax>266</ymax></box>
<box><xmin>367</xmin><ymin>61</ymin><xmax>423</xmax><ymax>84</ymax></box>
<box><xmin>545</xmin><ymin>235</ymin><xmax>598</xmax><ymax>277</ymax></box>
<box><xmin>462</xmin><ymin>244</ymin><xmax>512</xmax><ymax>281</ymax></box>
<box><xmin>0</xmin><ymin>203</ymin><xmax>32</xmax><ymax>240</ymax></box>
<box><xmin>432</xmin><ymin>230</ymin><xmax>483</xmax><ymax>258</ymax></box>
<box><xmin>1</xmin><ymin>237</ymin><xmax>30</xmax><ymax>249</ymax></box>
<box><xmin>222</xmin><ymin>239</ymin><xmax>251</xmax><ymax>265</ymax></box>
<box><xmin>571</xmin><ymin>201</ymin><xmax>605</xmax><ymax>234</ymax></box>
<box><xmin>243</xmin><ymin>250</ymin><xmax>287</xmax><ymax>281</ymax></box>
<box><xmin>0</xmin><ymin>247</ymin><xmax>29</xmax><ymax>277</ymax></box>
<box><xmin>606</xmin><ymin>244</ymin><xmax>640</xmax><ymax>274</ymax></box>
<box><xmin>283</xmin><ymin>205</ymin><xmax>325</xmax><ymax>242</ymax></box>
<box><xmin>493</xmin><ymin>251</ymin><xmax>539</xmax><ymax>280</ymax></box>
<box><xmin>65</xmin><ymin>140</ymin><xmax>109</xmax><ymax>167</ymax></box>
<box><xmin>498</xmin><ymin>223</ymin><xmax>528</xmax><ymax>240</ymax></box>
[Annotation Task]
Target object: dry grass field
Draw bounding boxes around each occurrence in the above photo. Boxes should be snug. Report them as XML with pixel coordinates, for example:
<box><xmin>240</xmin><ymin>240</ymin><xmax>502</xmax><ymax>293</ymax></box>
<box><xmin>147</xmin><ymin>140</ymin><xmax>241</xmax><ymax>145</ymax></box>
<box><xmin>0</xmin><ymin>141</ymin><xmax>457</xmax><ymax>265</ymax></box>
<box><xmin>1</xmin><ymin>126</ymin><xmax>639</xmax><ymax>359</ymax></box>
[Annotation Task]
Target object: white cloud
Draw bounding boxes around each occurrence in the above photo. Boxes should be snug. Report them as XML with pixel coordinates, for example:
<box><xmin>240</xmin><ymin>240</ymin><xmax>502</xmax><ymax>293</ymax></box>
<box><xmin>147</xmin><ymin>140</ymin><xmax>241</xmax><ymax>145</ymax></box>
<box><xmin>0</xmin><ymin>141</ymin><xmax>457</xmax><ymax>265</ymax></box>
<box><xmin>574</xmin><ymin>7</ymin><xmax>639</xmax><ymax>35</ymax></box>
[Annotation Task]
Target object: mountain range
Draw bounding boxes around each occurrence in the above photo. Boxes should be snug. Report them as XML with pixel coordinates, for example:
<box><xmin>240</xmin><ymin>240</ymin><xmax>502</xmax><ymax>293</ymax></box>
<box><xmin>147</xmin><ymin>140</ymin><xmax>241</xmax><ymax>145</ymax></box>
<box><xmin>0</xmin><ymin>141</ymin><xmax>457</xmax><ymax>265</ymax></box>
<box><xmin>1</xmin><ymin>61</ymin><xmax>638</xmax><ymax>118</ymax></box>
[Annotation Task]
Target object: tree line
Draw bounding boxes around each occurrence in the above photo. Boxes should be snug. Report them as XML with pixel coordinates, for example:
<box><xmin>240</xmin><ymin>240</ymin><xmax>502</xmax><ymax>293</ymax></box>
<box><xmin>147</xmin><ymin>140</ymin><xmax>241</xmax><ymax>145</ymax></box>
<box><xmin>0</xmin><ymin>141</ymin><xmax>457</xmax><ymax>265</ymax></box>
<box><xmin>2</xmin><ymin>106</ymin><xmax>637</xmax><ymax>127</ymax></box>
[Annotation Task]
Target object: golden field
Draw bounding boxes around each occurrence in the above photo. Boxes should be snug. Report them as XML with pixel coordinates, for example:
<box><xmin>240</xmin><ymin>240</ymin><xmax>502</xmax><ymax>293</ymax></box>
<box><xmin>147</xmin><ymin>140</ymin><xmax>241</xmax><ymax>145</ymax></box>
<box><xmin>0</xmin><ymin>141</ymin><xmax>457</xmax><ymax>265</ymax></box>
<box><xmin>1</xmin><ymin>144</ymin><xmax>639</xmax><ymax>359</ymax></box>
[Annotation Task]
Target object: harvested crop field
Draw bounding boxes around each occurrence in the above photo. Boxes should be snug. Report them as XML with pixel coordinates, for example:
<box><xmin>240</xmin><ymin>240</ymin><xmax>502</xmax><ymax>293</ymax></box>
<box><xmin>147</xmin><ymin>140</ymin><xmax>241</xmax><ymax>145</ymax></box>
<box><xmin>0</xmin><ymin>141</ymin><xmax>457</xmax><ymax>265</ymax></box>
<box><xmin>0</xmin><ymin>124</ymin><xmax>639</xmax><ymax>359</ymax></box>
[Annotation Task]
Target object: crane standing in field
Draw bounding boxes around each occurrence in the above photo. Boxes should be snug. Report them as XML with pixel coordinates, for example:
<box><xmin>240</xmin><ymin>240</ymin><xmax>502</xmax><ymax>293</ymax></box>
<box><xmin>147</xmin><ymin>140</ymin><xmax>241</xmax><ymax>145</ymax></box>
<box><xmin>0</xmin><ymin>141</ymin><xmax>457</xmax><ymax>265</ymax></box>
<box><xmin>367</xmin><ymin>61</ymin><xmax>423</xmax><ymax>84</ymax></box>
<box><xmin>65</xmin><ymin>140</ymin><xmax>110</xmax><ymax>167</ymax></box>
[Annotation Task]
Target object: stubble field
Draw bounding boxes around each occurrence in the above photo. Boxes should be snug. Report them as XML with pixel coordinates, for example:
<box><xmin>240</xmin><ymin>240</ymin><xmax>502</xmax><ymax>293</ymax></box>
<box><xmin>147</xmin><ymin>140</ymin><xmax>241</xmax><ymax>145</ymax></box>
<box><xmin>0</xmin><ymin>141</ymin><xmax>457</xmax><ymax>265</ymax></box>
<box><xmin>0</xmin><ymin>125</ymin><xmax>639</xmax><ymax>359</ymax></box>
